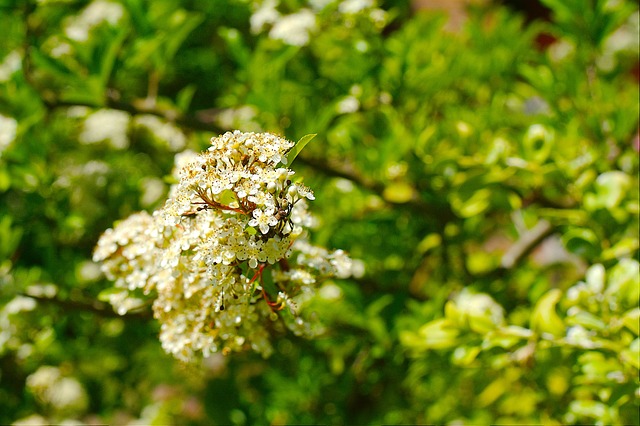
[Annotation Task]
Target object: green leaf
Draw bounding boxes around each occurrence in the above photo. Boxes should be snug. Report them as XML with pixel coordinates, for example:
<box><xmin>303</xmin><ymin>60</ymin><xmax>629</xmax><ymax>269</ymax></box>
<box><xmin>622</xmin><ymin>308</ymin><xmax>640</xmax><ymax>335</ymax></box>
<box><xmin>29</xmin><ymin>48</ymin><xmax>75</xmax><ymax>79</ymax></box>
<box><xmin>620</xmin><ymin>338</ymin><xmax>639</xmax><ymax>369</ymax></box>
<box><xmin>562</xmin><ymin>228</ymin><xmax>600</xmax><ymax>259</ymax></box>
<box><xmin>418</xmin><ymin>318</ymin><xmax>461</xmax><ymax>349</ymax></box>
<box><xmin>218</xmin><ymin>189</ymin><xmax>237</xmax><ymax>206</ymax></box>
<box><xmin>176</xmin><ymin>84</ymin><xmax>197</xmax><ymax>111</ymax></box>
<box><xmin>605</xmin><ymin>259</ymin><xmax>640</xmax><ymax>307</ymax></box>
<box><xmin>98</xmin><ymin>26</ymin><xmax>128</xmax><ymax>89</ymax></box>
<box><xmin>451</xmin><ymin>345</ymin><xmax>481</xmax><ymax>366</ymax></box>
<box><xmin>531</xmin><ymin>289</ymin><xmax>565</xmax><ymax>337</ymax></box>
<box><xmin>450</xmin><ymin>188</ymin><xmax>492</xmax><ymax>218</ymax></box>
<box><xmin>97</xmin><ymin>287</ymin><xmax>127</xmax><ymax>303</ymax></box>
<box><xmin>218</xmin><ymin>27</ymin><xmax>251</xmax><ymax>67</ymax></box>
<box><xmin>164</xmin><ymin>11</ymin><xmax>204</xmax><ymax>62</ymax></box>
<box><xmin>584</xmin><ymin>171</ymin><xmax>632</xmax><ymax>211</ymax></box>
<box><xmin>601</xmin><ymin>237</ymin><xmax>639</xmax><ymax>261</ymax></box>
<box><xmin>566</xmin><ymin>308</ymin><xmax>606</xmax><ymax>331</ymax></box>
<box><xmin>382</xmin><ymin>182</ymin><xmax>415</xmax><ymax>204</ymax></box>
<box><xmin>283</xmin><ymin>133</ymin><xmax>316</xmax><ymax>166</ymax></box>
<box><xmin>416</xmin><ymin>233</ymin><xmax>442</xmax><ymax>255</ymax></box>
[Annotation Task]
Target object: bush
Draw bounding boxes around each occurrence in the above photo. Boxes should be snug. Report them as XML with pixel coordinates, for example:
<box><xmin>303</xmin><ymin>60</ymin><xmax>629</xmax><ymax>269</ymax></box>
<box><xmin>0</xmin><ymin>0</ymin><xmax>638</xmax><ymax>424</ymax></box>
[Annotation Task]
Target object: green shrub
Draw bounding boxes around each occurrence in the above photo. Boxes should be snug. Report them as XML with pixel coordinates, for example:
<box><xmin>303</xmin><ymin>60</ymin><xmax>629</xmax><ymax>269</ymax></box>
<box><xmin>0</xmin><ymin>0</ymin><xmax>637</xmax><ymax>424</ymax></box>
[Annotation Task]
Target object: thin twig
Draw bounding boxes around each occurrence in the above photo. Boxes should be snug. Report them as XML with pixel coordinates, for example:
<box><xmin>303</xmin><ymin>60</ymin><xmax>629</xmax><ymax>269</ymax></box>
<box><xmin>500</xmin><ymin>219</ymin><xmax>554</xmax><ymax>270</ymax></box>
<box><xmin>19</xmin><ymin>293</ymin><xmax>152</xmax><ymax>320</ymax></box>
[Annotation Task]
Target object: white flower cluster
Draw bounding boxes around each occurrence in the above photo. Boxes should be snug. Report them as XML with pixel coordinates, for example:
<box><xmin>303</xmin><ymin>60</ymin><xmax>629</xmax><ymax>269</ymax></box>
<box><xmin>79</xmin><ymin>108</ymin><xmax>130</xmax><ymax>149</ymax></box>
<box><xmin>251</xmin><ymin>1</ymin><xmax>317</xmax><ymax>47</ymax></box>
<box><xmin>0</xmin><ymin>113</ymin><xmax>18</xmax><ymax>156</ymax></box>
<box><xmin>94</xmin><ymin>131</ymin><xmax>361</xmax><ymax>360</ymax></box>
<box><xmin>135</xmin><ymin>115</ymin><xmax>187</xmax><ymax>151</ymax></box>
<box><xmin>0</xmin><ymin>50</ymin><xmax>21</xmax><ymax>82</ymax></box>
<box><xmin>65</xmin><ymin>0</ymin><xmax>124</xmax><ymax>42</ymax></box>
<box><xmin>26</xmin><ymin>366</ymin><xmax>88</xmax><ymax>415</ymax></box>
<box><xmin>250</xmin><ymin>0</ymin><xmax>387</xmax><ymax>46</ymax></box>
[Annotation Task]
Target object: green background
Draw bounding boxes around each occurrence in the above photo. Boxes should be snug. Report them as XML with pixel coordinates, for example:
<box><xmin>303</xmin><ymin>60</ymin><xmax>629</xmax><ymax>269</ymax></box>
<box><xmin>0</xmin><ymin>0</ymin><xmax>638</xmax><ymax>424</ymax></box>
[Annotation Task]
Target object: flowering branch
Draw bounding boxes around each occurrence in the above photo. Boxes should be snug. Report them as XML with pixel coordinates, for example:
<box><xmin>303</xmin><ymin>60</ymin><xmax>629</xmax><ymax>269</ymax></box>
<box><xmin>94</xmin><ymin>131</ymin><xmax>361</xmax><ymax>360</ymax></box>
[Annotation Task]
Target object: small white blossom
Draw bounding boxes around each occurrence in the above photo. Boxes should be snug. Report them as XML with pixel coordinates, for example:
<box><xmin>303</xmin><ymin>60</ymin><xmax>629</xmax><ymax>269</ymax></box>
<box><xmin>4</xmin><ymin>296</ymin><xmax>37</xmax><ymax>314</ymax></box>
<box><xmin>251</xmin><ymin>0</ymin><xmax>281</xmax><ymax>33</ymax></box>
<box><xmin>269</xmin><ymin>9</ymin><xmax>316</xmax><ymax>46</ymax></box>
<box><xmin>0</xmin><ymin>50</ymin><xmax>21</xmax><ymax>82</ymax></box>
<box><xmin>135</xmin><ymin>115</ymin><xmax>187</xmax><ymax>151</ymax></box>
<box><xmin>65</xmin><ymin>0</ymin><xmax>124</xmax><ymax>41</ymax></box>
<box><xmin>337</xmin><ymin>96</ymin><xmax>360</xmax><ymax>114</ymax></box>
<box><xmin>26</xmin><ymin>366</ymin><xmax>88</xmax><ymax>414</ymax></box>
<box><xmin>79</xmin><ymin>109</ymin><xmax>130</xmax><ymax>149</ymax></box>
<box><xmin>249</xmin><ymin>208</ymin><xmax>278</xmax><ymax>234</ymax></box>
<box><xmin>339</xmin><ymin>0</ymin><xmax>373</xmax><ymax>14</ymax></box>
<box><xmin>0</xmin><ymin>114</ymin><xmax>18</xmax><ymax>155</ymax></box>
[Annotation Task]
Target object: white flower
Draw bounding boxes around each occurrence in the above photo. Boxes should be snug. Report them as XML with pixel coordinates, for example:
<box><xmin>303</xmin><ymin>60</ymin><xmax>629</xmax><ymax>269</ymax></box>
<box><xmin>0</xmin><ymin>114</ymin><xmax>18</xmax><ymax>155</ymax></box>
<box><xmin>26</xmin><ymin>366</ymin><xmax>88</xmax><ymax>414</ymax></box>
<box><xmin>0</xmin><ymin>50</ymin><xmax>21</xmax><ymax>82</ymax></box>
<box><xmin>339</xmin><ymin>0</ymin><xmax>373</xmax><ymax>14</ymax></box>
<box><xmin>79</xmin><ymin>109</ymin><xmax>130</xmax><ymax>149</ymax></box>
<box><xmin>4</xmin><ymin>296</ymin><xmax>37</xmax><ymax>314</ymax></box>
<box><xmin>309</xmin><ymin>0</ymin><xmax>334</xmax><ymax>10</ymax></box>
<box><xmin>65</xmin><ymin>0</ymin><xmax>124</xmax><ymax>42</ymax></box>
<box><xmin>249</xmin><ymin>208</ymin><xmax>278</xmax><ymax>234</ymax></box>
<box><xmin>337</xmin><ymin>96</ymin><xmax>360</xmax><ymax>114</ymax></box>
<box><xmin>135</xmin><ymin>115</ymin><xmax>186</xmax><ymax>151</ymax></box>
<box><xmin>269</xmin><ymin>9</ymin><xmax>316</xmax><ymax>46</ymax></box>
<box><xmin>251</xmin><ymin>0</ymin><xmax>280</xmax><ymax>33</ymax></box>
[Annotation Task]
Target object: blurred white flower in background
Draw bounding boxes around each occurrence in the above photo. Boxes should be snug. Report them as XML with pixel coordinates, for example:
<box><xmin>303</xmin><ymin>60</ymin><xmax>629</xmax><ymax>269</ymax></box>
<box><xmin>79</xmin><ymin>109</ymin><xmax>130</xmax><ymax>149</ymax></box>
<box><xmin>269</xmin><ymin>9</ymin><xmax>317</xmax><ymax>46</ymax></box>
<box><xmin>135</xmin><ymin>115</ymin><xmax>186</xmax><ymax>151</ymax></box>
<box><xmin>339</xmin><ymin>0</ymin><xmax>374</xmax><ymax>14</ymax></box>
<box><xmin>0</xmin><ymin>50</ymin><xmax>21</xmax><ymax>82</ymax></box>
<box><xmin>26</xmin><ymin>366</ymin><xmax>89</xmax><ymax>415</ymax></box>
<box><xmin>0</xmin><ymin>114</ymin><xmax>18</xmax><ymax>155</ymax></box>
<box><xmin>598</xmin><ymin>11</ymin><xmax>640</xmax><ymax>71</ymax></box>
<box><xmin>337</xmin><ymin>96</ymin><xmax>360</xmax><ymax>114</ymax></box>
<box><xmin>309</xmin><ymin>0</ymin><xmax>334</xmax><ymax>11</ymax></box>
<box><xmin>215</xmin><ymin>105</ymin><xmax>262</xmax><ymax>133</ymax></box>
<box><xmin>65</xmin><ymin>0</ymin><xmax>124</xmax><ymax>41</ymax></box>
<box><xmin>0</xmin><ymin>296</ymin><xmax>38</xmax><ymax>354</ymax></box>
<box><xmin>251</xmin><ymin>0</ymin><xmax>280</xmax><ymax>33</ymax></box>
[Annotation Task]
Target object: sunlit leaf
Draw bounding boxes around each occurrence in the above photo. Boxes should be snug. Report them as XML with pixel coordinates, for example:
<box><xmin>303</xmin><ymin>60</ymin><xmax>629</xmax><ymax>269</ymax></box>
<box><xmin>283</xmin><ymin>133</ymin><xmax>316</xmax><ymax>165</ymax></box>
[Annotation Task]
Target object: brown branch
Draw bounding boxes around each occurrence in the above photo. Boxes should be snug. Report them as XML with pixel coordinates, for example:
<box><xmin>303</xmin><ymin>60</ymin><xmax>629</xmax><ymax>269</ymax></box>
<box><xmin>296</xmin><ymin>155</ymin><xmax>454</xmax><ymax>223</ymax></box>
<box><xmin>500</xmin><ymin>219</ymin><xmax>554</xmax><ymax>270</ymax></box>
<box><xmin>43</xmin><ymin>94</ymin><xmax>225</xmax><ymax>134</ymax></box>
<box><xmin>19</xmin><ymin>293</ymin><xmax>152</xmax><ymax>320</ymax></box>
<box><xmin>44</xmin><ymin>91</ymin><xmax>453</xmax><ymax>220</ymax></box>
<box><xmin>296</xmin><ymin>156</ymin><xmax>385</xmax><ymax>195</ymax></box>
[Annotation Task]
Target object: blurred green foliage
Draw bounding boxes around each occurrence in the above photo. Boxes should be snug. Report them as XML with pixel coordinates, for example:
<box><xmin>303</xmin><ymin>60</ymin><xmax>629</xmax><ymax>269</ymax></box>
<box><xmin>0</xmin><ymin>0</ymin><xmax>638</xmax><ymax>424</ymax></box>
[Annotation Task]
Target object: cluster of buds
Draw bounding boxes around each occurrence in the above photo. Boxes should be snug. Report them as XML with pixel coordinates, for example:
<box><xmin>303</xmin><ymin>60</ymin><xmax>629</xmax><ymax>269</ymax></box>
<box><xmin>94</xmin><ymin>131</ymin><xmax>360</xmax><ymax>360</ymax></box>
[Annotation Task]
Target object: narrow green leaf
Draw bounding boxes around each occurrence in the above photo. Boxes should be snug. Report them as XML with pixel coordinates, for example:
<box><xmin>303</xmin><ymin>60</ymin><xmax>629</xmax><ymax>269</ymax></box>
<box><xmin>176</xmin><ymin>84</ymin><xmax>197</xmax><ymax>111</ymax></box>
<box><xmin>284</xmin><ymin>133</ymin><xmax>316</xmax><ymax>165</ymax></box>
<box><xmin>164</xmin><ymin>12</ymin><xmax>204</xmax><ymax>62</ymax></box>
<box><xmin>99</xmin><ymin>26</ymin><xmax>128</xmax><ymax>89</ymax></box>
<box><xmin>97</xmin><ymin>287</ymin><xmax>127</xmax><ymax>302</ymax></box>
<box><xmin>29</xmin><ymin>49</ymin><xmax>75</xmax><ymax>79</ymax></box>
<box><xmin>531</xmin><ymin>288</ymin><xmax>565</xmax><ymax>337</ymax></box>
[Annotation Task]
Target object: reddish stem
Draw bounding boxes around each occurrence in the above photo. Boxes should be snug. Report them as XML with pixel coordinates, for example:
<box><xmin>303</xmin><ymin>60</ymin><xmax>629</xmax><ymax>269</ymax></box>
<box><xmin>249</xmin><ymin>263</ymin><xmax>283</xmax><ymax>311</ymax></box>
